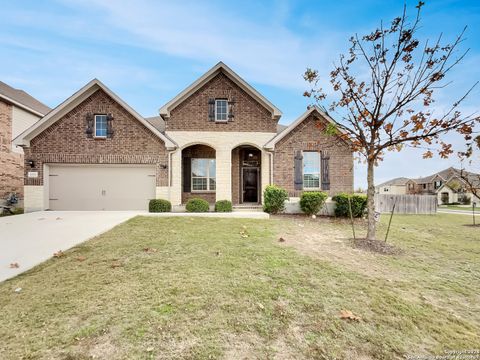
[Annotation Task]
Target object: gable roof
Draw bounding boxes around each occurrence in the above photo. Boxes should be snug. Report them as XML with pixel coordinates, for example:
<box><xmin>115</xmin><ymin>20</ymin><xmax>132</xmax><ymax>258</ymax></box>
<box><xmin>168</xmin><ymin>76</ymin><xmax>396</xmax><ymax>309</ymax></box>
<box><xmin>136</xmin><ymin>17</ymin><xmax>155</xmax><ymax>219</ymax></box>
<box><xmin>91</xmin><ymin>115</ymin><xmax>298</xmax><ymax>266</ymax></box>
<box><xmin>376</xmin><ymin>177</ymin><xmax>411</xmax><ymax>187</ymax></box>
<box><xmin>264</xmin><ymin>106</ymin><xmax>351</xmax><ymax>150</ymax></box>
<box><xmin>159</xmin><ymin>62</ymin><xmax>282</xmax><ymax>120</ymax></box>
<box><xmin>14</xmin><ymin>79</ymin><xmax>176</xmax><ymax>149</ymax></box>
<box><xmin>0</xmin><ymin>81</ymin><xmax>51</xmax><ymax>116</ymax></box>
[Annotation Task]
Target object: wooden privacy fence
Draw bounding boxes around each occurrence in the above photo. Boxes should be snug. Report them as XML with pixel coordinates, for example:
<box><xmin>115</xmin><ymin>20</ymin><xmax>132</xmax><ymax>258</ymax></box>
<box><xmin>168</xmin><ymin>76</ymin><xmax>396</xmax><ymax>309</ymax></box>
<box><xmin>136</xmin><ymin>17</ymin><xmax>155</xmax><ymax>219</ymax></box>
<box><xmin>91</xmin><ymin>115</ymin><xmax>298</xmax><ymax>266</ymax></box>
<box><xmin>374</xmin><ymin>194</ymin><xmax>437</xmax><ymax>214</ymax></box>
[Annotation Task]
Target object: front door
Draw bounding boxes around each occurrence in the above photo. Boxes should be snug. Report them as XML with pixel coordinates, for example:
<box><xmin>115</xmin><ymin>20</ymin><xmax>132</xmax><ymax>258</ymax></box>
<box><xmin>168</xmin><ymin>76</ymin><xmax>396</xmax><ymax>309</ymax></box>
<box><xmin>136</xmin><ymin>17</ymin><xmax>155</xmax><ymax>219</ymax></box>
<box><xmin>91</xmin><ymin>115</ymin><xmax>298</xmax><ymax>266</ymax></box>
<box><xmin>242</xmin><ymin>168</ymin><xmax>258</xmax><ymax>203</ymax></box>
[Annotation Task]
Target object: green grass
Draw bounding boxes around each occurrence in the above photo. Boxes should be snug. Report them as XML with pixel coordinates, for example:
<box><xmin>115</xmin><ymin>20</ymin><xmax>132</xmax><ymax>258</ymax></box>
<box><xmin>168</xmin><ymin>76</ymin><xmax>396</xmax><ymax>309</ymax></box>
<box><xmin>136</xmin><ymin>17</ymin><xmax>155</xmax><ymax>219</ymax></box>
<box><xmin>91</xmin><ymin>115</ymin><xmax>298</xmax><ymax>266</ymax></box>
<box><xmin>0</xmin><ymin>215</ymin><xmax>478</xmax><ymax>359</ymax></box>
<box><xmin>0</xmin><ymin>207</ymin><xmax>24</xmax><ymax>217</ymax></box>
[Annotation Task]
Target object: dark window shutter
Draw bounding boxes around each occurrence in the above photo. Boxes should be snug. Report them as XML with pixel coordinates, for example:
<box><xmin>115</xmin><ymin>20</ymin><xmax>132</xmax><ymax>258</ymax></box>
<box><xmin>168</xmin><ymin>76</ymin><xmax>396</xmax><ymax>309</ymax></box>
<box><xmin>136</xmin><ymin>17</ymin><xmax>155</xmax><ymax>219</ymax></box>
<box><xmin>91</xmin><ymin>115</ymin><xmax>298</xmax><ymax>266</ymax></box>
<box><xmin>86</xmin><ymin>113</ymin><xmax>93</xmax><ymax>138</ymax></box>
<box><xmin>294</xmin><ymin>150</ymin><xmax>303</xmax><ymax>190</ymax></box>
<box><xmin>106</xmin><ymin>113</ymin><xmax>114</xmax><ymax>138</ymax></box>
<box><xmin>321</xmin><ymin>152</ymin><xmax>330</xmax><ymax>190</ymax></box>
<box><xmin>228</xmin><ymin>98</ymin><xmax>235</xmax><ymax>121</ymax></box>
<box><xmin>183</xmin><ymin>157</ymin><xmax>191</xmax><ymax>192</ymax></box>
<box><xmin>208</xmin><ymin>98</ymin><xmax>215</xmax><ymax>121</ymax></box>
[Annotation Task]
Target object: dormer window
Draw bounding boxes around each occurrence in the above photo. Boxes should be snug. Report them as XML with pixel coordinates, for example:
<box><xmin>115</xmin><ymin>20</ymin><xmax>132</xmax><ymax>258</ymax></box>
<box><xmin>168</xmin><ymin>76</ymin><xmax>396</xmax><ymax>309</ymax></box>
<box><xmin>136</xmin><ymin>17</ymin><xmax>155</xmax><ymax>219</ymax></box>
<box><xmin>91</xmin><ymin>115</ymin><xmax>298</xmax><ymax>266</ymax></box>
<box><xmin>94</xmin><ymin>114</ymin><xmax>107</xmax><ymax>138</ymax></box>
<box><xmin>215</xmin><ymin>99</ymin><xmax>228</xmax><ymax>122</ymax></box>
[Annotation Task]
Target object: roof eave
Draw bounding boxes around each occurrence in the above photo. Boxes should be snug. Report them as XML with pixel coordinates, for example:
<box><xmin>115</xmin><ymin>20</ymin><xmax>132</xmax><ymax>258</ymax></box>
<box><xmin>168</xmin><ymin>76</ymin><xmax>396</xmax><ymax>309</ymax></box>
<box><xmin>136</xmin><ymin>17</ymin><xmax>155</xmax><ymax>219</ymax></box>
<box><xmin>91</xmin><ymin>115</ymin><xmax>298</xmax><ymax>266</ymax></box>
<box><xmin>16</xmin><ymin>79</ymin><xmax>177</xmax><ymax>149</ymax></box>
<box><xmin>158</xmin><ymin>62</ymin><xmax>282</xmax><ymax>121</ymax></box>
<box><xmin>0</xmin><ymin>93</ymin><xmax>46</xmax><ymax>117</ymax></box>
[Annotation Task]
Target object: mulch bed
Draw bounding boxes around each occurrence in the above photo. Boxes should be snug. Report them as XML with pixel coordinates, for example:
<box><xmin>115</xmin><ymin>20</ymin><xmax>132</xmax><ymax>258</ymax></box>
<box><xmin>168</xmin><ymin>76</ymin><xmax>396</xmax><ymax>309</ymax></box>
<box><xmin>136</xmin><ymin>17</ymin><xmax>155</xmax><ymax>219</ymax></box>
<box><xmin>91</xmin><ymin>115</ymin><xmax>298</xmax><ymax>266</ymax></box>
<box><xmin>351</xmin><ymin>238</ymin><xmax>404</xmax><ymax>255</ymax></box>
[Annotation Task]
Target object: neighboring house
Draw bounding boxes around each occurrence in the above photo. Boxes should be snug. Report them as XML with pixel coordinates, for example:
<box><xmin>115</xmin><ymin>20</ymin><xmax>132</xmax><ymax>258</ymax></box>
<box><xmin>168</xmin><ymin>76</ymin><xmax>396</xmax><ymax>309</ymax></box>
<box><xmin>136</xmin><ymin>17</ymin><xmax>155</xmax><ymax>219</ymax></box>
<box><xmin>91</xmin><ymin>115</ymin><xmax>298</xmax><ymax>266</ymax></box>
<box><xmin>15</xmin><ymin>62</ymin><xmax>353</xmax><ymax>212</ymax></box>
<box><xmin>377</xmin><ymin>167</ymin><xmax>480</xmax><ymax>205</ymax></box>
<box><xmin>375</xmin><ymin>177</ymin><xmax>410</xmax><ymax>195</ymax></box>
<box><xmin>0</xmin><ymin>81</ymin><xmax>50</xmax><ymax>203</ymax></box>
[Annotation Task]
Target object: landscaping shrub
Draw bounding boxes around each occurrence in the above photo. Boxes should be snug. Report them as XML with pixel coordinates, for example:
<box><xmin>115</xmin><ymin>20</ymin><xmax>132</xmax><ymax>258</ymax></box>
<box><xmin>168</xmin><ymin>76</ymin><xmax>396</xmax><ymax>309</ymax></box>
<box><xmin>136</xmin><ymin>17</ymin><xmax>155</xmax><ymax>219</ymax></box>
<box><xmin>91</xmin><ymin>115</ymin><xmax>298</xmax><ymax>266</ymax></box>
<box><xmin>215</xmin><ymin>200</ymin><xmax>232</xmax><ymax>212</ymax></box>
<box><xmin>332</xmin><ymin>193</ymin><xmax>367</xmax><ymax>218</ymax></box>
<box><xmin>263</xmin><ymin>185</ymin><xmax>289</xmax><ymax>214</ymax></box>
<box><xmin>149</xmin><ymin>199</ymin><xmax>171</xmax><ymax>213</ymax></box>
<box><xmin>186</xmin><ymin>198</ymin><xmax>210</xmax><ymax>212</ymax></box>
<box><xmin>300</xmin><ymin>191</ymin><xmax>328</xmax><ymax>215</ymax></box>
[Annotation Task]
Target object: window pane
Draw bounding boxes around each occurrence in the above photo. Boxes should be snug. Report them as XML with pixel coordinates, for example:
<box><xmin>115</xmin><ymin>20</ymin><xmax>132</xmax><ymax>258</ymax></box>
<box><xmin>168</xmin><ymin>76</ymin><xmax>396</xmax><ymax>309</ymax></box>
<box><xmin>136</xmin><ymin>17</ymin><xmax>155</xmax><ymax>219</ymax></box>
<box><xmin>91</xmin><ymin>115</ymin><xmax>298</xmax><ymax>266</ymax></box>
<box><xmin>303</xmin><ymin>152</ymin><xmax>320</xmax><ymax>189</ymax></box>
<box><xmin>192</xmin><ymin>159</ymin><xmax>208</xmax><ymax>177</ymax></box>
<box><xmin>215</xmin><ymin>99</ymin><xmax>228</xmax><ymax>121</ymax></box>
<box><xmin>209</xmin><ymin>178</ymin><xmax>216</xmax><ymax>190</ymax></box>
<box><xmin>303</xmin><ymin>152</ymin><xmax>320</xmax><ymax>173</ymax></box>
<box><xmin>95</xmin><ymin>115</ymin><xmax>107</xmax><ymax>137</ymax></box>
<box><xmin>209</xmin><ymin>159</ymin><xmax>216</xmax><ymax>178</ymax></box>
<box><xmin>192</xmin><ymin>177</ymin><xmax>207</xmax><ymax>191</ymax></box>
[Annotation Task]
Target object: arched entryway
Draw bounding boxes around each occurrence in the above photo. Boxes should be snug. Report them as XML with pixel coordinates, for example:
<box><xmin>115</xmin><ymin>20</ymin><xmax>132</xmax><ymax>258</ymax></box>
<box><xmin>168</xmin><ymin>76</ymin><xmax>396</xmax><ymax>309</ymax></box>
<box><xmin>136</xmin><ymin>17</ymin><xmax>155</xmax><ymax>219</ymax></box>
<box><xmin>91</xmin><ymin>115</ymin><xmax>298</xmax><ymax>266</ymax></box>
<box><xmin>182</xmin><ymin>144</ymin><xmax>216</xmax><ymax>204</ymax></box>
<box><xmin>231</xmin><ymin>145</ymin><xmax>262</xmax><ymax>205</ymax></box>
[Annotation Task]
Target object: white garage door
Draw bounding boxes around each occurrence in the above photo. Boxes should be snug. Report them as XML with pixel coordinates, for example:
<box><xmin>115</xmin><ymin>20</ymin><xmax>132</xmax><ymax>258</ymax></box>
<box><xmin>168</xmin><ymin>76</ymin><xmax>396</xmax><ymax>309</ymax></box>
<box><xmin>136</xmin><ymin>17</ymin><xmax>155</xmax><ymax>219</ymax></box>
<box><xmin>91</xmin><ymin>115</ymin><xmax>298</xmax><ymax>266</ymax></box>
<box><xmin>48</xmin><ymin>165</ymin><xmax>156</xmax><ymax>210</ymax></box>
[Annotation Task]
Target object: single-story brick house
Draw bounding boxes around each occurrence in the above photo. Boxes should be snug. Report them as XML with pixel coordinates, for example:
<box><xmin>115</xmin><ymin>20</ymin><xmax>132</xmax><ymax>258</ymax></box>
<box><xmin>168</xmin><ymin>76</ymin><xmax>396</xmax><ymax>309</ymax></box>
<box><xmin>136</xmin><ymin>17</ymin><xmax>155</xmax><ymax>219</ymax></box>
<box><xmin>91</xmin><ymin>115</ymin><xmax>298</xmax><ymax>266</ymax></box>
<box><xmin>15</xmin><ymin>62</ymin><xmax>353</xmax><ymax>212</ymax></box>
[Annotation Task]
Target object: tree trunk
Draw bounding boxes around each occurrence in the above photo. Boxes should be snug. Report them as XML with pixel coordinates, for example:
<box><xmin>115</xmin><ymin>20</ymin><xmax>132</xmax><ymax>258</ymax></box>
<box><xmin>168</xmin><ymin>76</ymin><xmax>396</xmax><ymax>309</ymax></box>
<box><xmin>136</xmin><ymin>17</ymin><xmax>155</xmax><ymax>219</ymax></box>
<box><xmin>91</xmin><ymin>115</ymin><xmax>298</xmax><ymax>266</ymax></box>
<box><xmin>366</xmin><ymin>159</ymin><xmax>376</xmax><ymax>240</ymax></box>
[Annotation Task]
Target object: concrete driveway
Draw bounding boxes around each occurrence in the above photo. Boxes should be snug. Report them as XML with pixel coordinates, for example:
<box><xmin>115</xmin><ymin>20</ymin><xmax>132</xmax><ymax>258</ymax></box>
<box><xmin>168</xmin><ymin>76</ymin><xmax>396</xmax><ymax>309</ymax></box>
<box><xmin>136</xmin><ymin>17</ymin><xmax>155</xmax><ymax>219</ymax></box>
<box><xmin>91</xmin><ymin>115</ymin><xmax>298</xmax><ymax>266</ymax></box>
<box><xmin>0</xmin><ymin>211</ymin><xmax>140</xmax><ymax>282</ymax></box>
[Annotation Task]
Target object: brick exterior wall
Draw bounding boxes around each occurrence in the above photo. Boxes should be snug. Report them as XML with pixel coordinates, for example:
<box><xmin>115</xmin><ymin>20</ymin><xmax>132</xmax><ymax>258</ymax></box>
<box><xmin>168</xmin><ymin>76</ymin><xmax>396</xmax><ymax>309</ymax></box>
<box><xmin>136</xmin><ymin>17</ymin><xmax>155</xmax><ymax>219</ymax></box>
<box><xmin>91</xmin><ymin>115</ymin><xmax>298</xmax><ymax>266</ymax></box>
<box><xmin>166</xmin><ymin>72</ymin><xmax>277</xmax><ymax>132</ymax></box>
<box><xmin>182</xmin><ymin>144</ymin><xmax>216</xmax><ymax>204</ymax></box>
<box><xmin>0</xmin><ymin>100</ymin><xmax>24</xmax><ymax>200</ymax></box>
<box><xmin>24</xmin><ymin>89</ymin><xmax>168</xmax><ymax>187</ymax></box>
<box><xmin>273</xmin><ymin>113</ymin><xmax>353</xmax><ymax>197</ymax></box>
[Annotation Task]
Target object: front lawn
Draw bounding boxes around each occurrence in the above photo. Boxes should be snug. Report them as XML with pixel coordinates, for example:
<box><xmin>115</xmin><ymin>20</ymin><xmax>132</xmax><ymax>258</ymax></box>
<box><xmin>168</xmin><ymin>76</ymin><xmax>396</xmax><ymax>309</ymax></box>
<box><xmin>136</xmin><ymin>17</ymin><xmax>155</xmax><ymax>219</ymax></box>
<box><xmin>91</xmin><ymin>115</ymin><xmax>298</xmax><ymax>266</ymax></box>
<box><xmin>0</xmin><ymin>214</ymin><xmax>478</xmax><ymax>359</ymax></box>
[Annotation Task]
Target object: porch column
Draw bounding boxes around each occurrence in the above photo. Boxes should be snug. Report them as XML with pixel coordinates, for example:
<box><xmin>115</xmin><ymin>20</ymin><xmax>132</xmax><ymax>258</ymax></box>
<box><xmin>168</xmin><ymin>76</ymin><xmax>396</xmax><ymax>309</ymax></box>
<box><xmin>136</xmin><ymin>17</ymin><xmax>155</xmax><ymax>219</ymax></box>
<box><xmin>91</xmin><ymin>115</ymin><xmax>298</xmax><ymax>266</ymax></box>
<box><xmin>215</xmin><ymin>148</ymin><xmax>232</xmax><ymax>202</ymax></box>
<box><xmin>170</xmin><ymin>149</ymin><xmax>182</xmax><ymax>206</ymax></box>
<box><xmin>260</xmin><ymin>150</ymin><xmax>271</xmax><ymax>204</ymax></box>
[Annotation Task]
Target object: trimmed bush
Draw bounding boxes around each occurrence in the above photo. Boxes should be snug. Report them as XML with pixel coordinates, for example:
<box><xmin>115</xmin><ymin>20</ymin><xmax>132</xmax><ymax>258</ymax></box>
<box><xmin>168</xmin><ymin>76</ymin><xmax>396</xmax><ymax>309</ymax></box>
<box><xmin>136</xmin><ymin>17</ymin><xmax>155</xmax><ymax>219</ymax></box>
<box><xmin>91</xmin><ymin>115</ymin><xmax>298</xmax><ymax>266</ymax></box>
<box><xmin>263</xmin><ymin>185</ymin><xmax>289</xmax><ymax>214</ymax></box>
<box><xmin>186</xmin><ymin>198</ymin><xmax>210</xmax><ymax>212</ymax></box>
<box><xmin>300</xmin><ymin>191</ymin><xmax>328</xmax><ymax>215</ymax></box>
<box><xmin>149</xmin><ymin>199</ymin><xmax>171</xmax><ymax>213</ymax></box>
<box><xmin>215</xmin><ymin>200</ymin><xmax>233</xmax><ymax>212</ymax></box>
<box><xmin>332</xmin><ymin>193</ymin><xmax>367</xmax><ymax>218</ymax></box>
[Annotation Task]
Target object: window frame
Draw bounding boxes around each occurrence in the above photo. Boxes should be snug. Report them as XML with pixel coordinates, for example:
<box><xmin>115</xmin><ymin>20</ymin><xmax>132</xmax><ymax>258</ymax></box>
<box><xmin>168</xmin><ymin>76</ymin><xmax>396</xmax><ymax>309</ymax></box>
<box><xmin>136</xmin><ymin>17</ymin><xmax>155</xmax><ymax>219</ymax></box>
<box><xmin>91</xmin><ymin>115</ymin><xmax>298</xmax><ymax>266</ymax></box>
<box><xmin>215</xmin><ymin>99</ymin><xmax>228</xmax><ymax>122</ymax></box>
<box><xmin>191</xmin><ymin>158</ymin><xmax>216</xmax><ymax>192</ymax></box>
<box><xmin>94</xmin><ymin>114</ymin><xmax>108</xmax><ymax>139</ymax></box>
<box><xmin>302</xmin><ymin>151</ymin><xmax>321</xmax><ymax>190</ymax></box>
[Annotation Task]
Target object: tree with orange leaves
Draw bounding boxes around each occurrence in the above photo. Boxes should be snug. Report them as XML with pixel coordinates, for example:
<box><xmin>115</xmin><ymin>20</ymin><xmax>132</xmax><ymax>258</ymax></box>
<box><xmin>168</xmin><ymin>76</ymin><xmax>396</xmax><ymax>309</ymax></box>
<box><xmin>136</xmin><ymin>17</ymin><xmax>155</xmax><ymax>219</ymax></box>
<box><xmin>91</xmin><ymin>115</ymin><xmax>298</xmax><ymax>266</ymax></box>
<box><xmin>304</xmin><ymin>2</ymin><xmax>479</xmax><ymax>240</ymax></box>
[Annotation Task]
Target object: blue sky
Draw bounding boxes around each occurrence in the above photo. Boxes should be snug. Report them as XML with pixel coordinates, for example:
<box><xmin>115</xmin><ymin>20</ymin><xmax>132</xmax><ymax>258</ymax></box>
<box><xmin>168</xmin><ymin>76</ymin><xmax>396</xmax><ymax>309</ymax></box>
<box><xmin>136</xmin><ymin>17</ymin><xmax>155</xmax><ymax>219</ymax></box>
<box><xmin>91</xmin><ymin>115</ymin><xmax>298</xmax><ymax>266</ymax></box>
<box><xmin>2</xmin><ymin>0</ymin><xmax>479</xmax><ymax>187</ymax></box>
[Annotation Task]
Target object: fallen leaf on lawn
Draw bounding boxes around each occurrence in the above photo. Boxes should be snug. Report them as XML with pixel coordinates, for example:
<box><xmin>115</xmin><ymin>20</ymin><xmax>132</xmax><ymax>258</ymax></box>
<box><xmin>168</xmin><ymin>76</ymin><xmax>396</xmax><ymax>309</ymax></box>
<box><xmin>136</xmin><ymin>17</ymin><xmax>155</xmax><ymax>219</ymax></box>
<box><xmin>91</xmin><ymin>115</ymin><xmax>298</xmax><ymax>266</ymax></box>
<box><xmin>146</xmin><ymin>347</ymin><xmax>154</xmax><ymax>352</ymax></box>
<box><xmin>9</xmin><ymin>263</ymin><xmax>19</xmax><ymax>268</ymax></box>
<box><xmin>14</xmin><ymin>287</ymin><xmax>22</xmax><ymax>293</ymax></box>
<box><xmin>339</xmin><ymin>309</ymin><xmax>361</xmax><ymax>322</ymax></box>
<box><xmin>278</xmin><ymin>237</ymin><xmax>286</xmax><ymax>242</ymax></box>
<box><xmin>111</xmin><ymin>261</ymin><xmax>122</xmax><ymax>268</ymax></box>
<box><xmin>53</xmin><ymin>250</ymin><xmax>65</xmax><ymax>258</ymax></box>
<box><xmin>239</xmin><ymin>226</ymin><xmax>249</xmax><ymax>238</ymax></box>
<box><xmin>75</xmin><ymin>256</ymin><xmax>86</xmax><ymax>262</ymax></box>
<box><xmin>257</xmin><ymin>302</ymin><xmax>265</xmax><ymax>310</ymax></box>
<box><xmin>143</xmin><ymin>247</ymin><xmax>158</xmax><ymax>253</ymax></box>
<box><xmin>214</xmin><ymin>251</ymin><xmax>220</xmax><ymax>256</ymax></box>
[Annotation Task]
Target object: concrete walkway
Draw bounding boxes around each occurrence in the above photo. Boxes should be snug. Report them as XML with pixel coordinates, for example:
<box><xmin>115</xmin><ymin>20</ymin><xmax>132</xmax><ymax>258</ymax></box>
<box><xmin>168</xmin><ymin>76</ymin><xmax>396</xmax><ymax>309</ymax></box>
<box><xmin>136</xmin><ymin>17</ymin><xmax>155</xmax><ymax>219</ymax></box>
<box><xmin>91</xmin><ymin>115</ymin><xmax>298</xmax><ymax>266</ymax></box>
<box><xmin>0</xmin><ymin>211</ymin><xmax>139</xmax><ymax>282</ymax></box>
<box><xmin>0</xmin><ymin>210</ymin><xmax>269</xmax><ymax>282</ymax></box>
<box><xmin>438</xmin><ymin>209</ymin><xmax>480</xmax><ymax>216</ymax></box>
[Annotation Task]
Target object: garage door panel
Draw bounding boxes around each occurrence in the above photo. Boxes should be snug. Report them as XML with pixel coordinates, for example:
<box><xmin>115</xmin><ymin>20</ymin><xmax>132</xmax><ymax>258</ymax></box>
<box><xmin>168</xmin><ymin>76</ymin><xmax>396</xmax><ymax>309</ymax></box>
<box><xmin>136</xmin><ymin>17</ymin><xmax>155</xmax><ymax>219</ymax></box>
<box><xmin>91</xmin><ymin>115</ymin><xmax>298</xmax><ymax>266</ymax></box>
<box><xmin>48</xmin><ymin>165</ymin><xmax>156</xmax><ymax>211</ymax></box>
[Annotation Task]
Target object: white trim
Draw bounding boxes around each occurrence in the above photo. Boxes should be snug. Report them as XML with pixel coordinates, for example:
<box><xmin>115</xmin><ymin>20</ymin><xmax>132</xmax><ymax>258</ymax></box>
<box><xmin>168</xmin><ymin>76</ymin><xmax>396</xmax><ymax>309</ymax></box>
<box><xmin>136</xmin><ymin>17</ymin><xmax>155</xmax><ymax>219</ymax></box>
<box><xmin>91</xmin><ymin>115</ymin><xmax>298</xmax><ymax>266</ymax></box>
<box><xmin>264</xmin><ymin>106</ymin><xmax>351</xmax><ymax>150</ymax></box>
<box><xmin>94</xmin><ymin>114</ymin><xmax>107</xmax><ymax>139</ymax></box>
<box><xmin>215</xmin><ymin>99</ymin><xmax>228</xmax><ymax>122</ymax></box>
<box><xmin>14</xmin><ymin>79</ymin><xmax>177</xmax><ymax>150</ymax></box>
<box><xmin>159</xmin><ymin>62</ymin><xmax>282</xmax><ymax>120</ymax></box>
<box><xmin>0</xmin><ymin>93</ymin><xmax>47</xmax><ymax>117</ymax></box>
